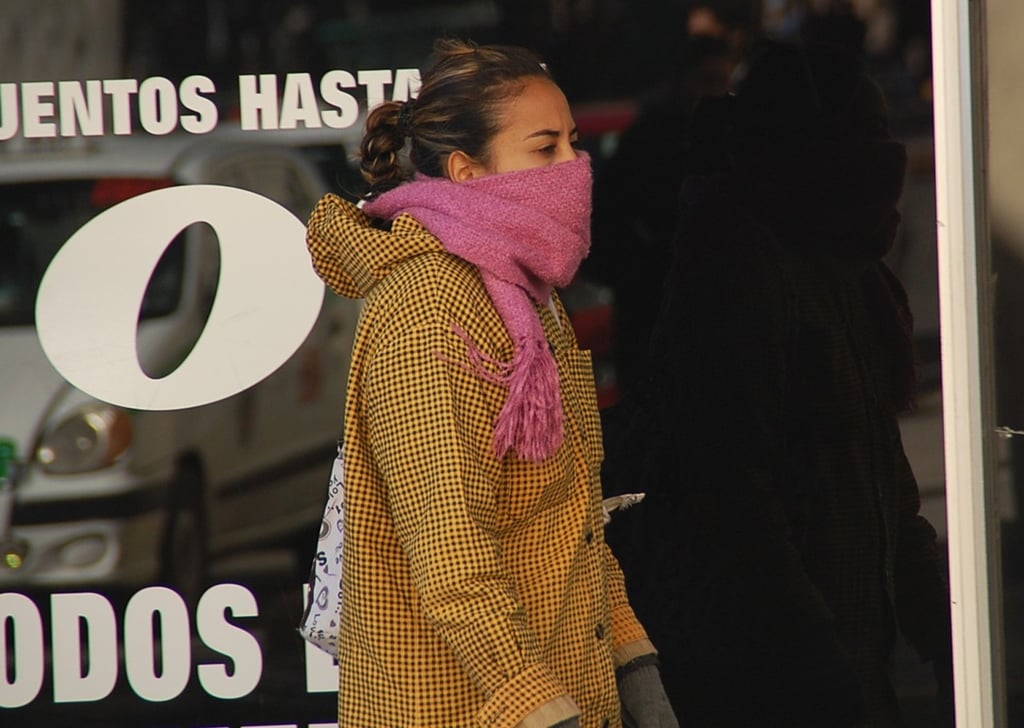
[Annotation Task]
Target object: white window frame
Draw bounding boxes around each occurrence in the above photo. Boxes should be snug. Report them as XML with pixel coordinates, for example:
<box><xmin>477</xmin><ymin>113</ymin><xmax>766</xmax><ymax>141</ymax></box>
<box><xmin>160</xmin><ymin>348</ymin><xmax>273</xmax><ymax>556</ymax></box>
<box><xmin>932</xmin><ymin>0</ymin><xmax>1006</xmax><ymax>725</ymax></box>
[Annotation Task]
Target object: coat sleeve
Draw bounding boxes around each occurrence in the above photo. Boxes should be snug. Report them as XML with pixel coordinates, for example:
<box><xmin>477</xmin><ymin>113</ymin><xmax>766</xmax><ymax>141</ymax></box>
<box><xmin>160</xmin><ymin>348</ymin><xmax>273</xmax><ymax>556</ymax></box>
<box><xmin>603</xmin><ymin>541</ymin><xmax>657</xmax><ymax>664</ymax></box>
<box><xmin>365</xmin><ymin>318</ymin><xmax>578</xmax><ymax>728</ymax></box>
<box><xmin>893</xmin><ymin>444</ymin><xmax>953</xmax><ymax>662</ymax></box>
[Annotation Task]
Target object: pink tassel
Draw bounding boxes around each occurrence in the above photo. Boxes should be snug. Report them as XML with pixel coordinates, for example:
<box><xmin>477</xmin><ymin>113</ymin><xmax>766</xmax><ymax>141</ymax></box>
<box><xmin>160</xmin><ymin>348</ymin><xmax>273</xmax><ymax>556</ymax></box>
<box><xmin>492</xmin><ymin>337</ymin><xmax>564</xmax><ymax>462</ymax></box>
<box><xmin>445</xmin><ymin>325</ymin><xmax>564</xmax><ymax>462</ymax></box>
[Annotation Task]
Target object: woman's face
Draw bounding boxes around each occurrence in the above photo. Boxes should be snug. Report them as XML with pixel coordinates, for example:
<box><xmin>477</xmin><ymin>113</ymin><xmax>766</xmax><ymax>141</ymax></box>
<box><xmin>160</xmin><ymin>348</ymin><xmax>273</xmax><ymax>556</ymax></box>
<box><xmin>474</xmin><ymin>77</ymin><xmax>580</xmax><ymax>176</ymax></box>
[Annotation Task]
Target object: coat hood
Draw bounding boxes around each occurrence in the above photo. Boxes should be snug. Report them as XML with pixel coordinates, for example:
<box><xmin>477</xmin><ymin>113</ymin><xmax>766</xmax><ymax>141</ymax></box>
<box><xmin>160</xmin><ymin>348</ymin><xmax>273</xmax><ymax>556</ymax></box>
<box><xmin>305</xmin><ymin>193</ymin><xmax>443</xmax><ymax>299</ymax></box>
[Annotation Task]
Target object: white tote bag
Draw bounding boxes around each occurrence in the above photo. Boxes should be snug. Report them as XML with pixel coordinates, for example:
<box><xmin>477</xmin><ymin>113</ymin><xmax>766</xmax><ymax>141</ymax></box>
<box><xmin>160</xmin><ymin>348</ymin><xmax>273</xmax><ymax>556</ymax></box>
<box><xmin>298</xmin><ymin>441</ymin><xmax>345</xmax><ymax>659</ymax></box>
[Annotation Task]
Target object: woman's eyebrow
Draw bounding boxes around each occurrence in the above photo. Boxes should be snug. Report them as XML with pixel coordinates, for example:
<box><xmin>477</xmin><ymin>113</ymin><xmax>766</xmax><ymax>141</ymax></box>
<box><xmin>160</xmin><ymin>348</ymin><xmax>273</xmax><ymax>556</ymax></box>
<box><xmin>523</xmin><ymin>126</ymin><xmax>579</xmax><ymax>141</ymax></box>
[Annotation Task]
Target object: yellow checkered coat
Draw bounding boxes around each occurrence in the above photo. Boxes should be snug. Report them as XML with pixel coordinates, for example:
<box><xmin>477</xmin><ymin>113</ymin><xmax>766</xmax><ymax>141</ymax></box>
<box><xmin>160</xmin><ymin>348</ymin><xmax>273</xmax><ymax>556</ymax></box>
<box><xmin>306</xmin><ymin>194</ymin><xmax>654</xmax><ymax>728</ymax></box>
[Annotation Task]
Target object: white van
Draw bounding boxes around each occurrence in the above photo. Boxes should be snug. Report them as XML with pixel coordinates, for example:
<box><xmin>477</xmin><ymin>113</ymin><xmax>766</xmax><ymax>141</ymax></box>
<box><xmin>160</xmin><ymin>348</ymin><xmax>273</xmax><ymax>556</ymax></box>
<box><xmin>0</xmin><ymin>132</ymin><xmax>360</xmax><ymax>600</ymax></box>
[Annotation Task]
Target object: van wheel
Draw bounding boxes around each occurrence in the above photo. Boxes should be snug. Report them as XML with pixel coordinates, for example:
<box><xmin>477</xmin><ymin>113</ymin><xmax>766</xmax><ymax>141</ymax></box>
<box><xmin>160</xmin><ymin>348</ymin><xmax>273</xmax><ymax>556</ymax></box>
<box><xmin>160</xmin><ymin>463</ymin><xmax>207</xmax><ymax>605</ymax></box>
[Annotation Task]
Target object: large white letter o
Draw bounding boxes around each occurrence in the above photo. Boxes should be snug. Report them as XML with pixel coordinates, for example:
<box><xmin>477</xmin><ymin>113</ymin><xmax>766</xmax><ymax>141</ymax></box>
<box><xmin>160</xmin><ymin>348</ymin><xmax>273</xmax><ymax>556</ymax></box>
<box><xmin>35</xmin><ymin>185</ymin><xmax>324</xmax><ymax>410</ymax></box>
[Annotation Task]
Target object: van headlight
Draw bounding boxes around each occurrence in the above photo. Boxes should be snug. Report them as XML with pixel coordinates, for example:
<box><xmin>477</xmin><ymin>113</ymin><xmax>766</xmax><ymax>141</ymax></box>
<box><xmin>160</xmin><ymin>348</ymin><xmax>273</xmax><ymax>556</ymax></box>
<box><xmin>36</xmin><ymin>404</ymin><xmax>133</xmax><ymax>474</ymax></box>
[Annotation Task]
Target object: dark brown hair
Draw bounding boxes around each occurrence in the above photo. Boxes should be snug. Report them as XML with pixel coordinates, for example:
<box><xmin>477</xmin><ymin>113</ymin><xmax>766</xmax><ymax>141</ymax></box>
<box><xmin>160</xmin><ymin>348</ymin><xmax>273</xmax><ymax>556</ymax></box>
<box><xmin>359</xmin><ymin>39</ymin><xmax>552</xmax><ymax>195</ymax></box>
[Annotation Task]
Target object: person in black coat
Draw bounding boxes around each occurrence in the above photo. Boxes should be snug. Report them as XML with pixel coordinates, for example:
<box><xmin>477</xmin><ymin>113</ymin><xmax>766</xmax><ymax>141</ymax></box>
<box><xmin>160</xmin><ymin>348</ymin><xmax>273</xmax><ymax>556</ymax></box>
<box><xmin>602</xmin><ymin>41</ymin><xmax>953</xmax><ymax>727</ymax></box>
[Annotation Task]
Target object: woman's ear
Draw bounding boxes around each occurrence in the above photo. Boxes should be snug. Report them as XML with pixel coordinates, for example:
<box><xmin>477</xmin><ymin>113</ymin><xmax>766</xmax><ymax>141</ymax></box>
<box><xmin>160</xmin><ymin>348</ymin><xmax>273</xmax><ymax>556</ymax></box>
<box><xmin>446</xmin><ymin>150</ymin><xmax>486</xmax><ymax>182</ymax></box>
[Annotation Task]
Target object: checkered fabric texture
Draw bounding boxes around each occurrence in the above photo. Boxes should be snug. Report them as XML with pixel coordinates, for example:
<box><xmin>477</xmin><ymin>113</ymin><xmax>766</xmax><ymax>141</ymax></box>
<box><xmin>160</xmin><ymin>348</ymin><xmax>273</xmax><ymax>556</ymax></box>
<box><xmin>306</xmin><ymin>194</ymin><xmax>654</xmax><ymax>728</ymax></box>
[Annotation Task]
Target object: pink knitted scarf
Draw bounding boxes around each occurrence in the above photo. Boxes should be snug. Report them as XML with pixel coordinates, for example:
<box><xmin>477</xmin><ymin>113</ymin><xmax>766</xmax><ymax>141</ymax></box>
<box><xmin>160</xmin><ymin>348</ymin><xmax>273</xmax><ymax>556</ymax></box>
<box><xmin>362</xmin><ymin>153</ymin><xmax>592</xmax><ymax>462</ymax></box>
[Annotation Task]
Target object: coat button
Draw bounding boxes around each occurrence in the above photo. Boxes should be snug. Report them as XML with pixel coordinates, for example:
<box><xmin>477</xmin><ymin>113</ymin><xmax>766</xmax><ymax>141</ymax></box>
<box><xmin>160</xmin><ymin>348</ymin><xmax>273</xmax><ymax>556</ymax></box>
<box><xmin>585</xmin><ymin>529</ymin><xmax>594</xmax><ymax>543</ymax></box>
<box><xmin>595</xmin><ymin>623</ymin><xmax>605</xmax><ymax>640</ymax></box>
<box><xmin>602</xmin><ymin>721</ymin><xmax>610</xmax><ymax>728</ymax></box>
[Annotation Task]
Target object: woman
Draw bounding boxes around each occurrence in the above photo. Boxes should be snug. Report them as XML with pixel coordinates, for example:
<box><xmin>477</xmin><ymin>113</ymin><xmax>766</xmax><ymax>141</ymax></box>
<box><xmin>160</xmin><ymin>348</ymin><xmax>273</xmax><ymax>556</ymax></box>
<box><xmin>305</xmin><ymin>40</ymin><xmax>676</xmax><ymax>728</ymax></box>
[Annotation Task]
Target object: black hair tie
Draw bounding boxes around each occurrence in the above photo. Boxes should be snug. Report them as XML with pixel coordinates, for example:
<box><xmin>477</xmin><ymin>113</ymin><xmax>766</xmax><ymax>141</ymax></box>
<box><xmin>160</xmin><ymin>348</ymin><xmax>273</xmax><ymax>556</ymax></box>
<box><xmin>398</xmin><ymin>101</ymin><xmax>415</xmax><ymax>138</ymax></box>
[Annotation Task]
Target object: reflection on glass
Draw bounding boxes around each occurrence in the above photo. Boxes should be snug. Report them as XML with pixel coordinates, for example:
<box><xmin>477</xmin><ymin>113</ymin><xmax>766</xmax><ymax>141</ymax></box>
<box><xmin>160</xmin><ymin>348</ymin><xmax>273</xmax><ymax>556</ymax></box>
<box><xmin>986</xmin><ymin>0</ymin><xmax>1024</xmax><ymax>722</ymax></box>
<box><xmin>0</xmin><ymin>179</ymin><xmax>182</xmax><ymax>329</ymax></box>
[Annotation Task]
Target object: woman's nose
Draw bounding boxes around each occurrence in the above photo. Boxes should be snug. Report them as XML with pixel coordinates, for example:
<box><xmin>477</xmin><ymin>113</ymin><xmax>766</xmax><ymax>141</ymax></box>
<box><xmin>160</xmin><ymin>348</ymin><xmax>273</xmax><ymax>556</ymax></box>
<box><xmin>556</xmin><ymin>142</ymin><xmax>578</xmax><ymax>163</ymax></box>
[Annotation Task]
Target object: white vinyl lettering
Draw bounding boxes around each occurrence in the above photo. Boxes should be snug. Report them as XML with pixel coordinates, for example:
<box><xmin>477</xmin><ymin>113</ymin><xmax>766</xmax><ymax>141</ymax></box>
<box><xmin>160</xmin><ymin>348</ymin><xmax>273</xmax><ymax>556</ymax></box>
<box><xmin>319</xmin><ymin>70</ymin><xmax>359</xmax><ymax>129</ymax></box>
<box><xmin>35</xmin><ymin>185</ymin><xmax>324</xmax><ymax>410</ymax></box>
<box><xmin>123</xmin><ymin>586</ymin><xmax>192</xmax><ymax>702</ymax></box>
<box><xmin>392</xmin><ymin>68</ymin><xmax>422</xmax><ymax>101</ymax></box>
<box><xmin>138</xmin><ymin>76</ymin><xmax>179</xmax><ymax>135</ymax></box>
<box><xmin>58</xmin><ymin>80</ymin><xmax>105</xmax><ymax>137</ymax></box>
<box><xmin>103</xmin><ymin>78</ymin><xmax>140</xmax><ymax>135</ymax></box>
<box><xmin>51</xmin><ymin>592</ymin><xmax>118</xmax><ymax>703</ymax></box>
<box><xmin>280</xmin><ymin>73</ymin><xmax>323</xmax><ymax>129</ymax></box>
<box><xmin>0</xmin><ymin>593</ymin><xmax>45</xmax><ymax>708</ymax></box>
<box><xmin>238</xmin><ymin>73</ymin><xmax>280</xmax><ymax>131</ymax></box>
<box><xmin>2</xmin><ymin>69</ymin><xmax>420</xmax><ymax>141</ymax></box>
<box><xmin>357</xmin><ymin>69</ymin><xmax>392</xmax><ymax>111</ymax></box>
<box><xmin>21</xmin><ymin>81</ymin><xmax>57</xmax><ymax>138</ymax></box>
<box><xmin>180</xmin><ymin>75</ymin><xmax>219</xmax><ymax>134</ymax></box>
<box><xmin>196</xmin><ymin>584</ymin><xmax>263</xmax><ymax>699</ymax></box>
<box><xmin>0</xmin><ymin>83</ymin><xmax>18</xmax><ymax>140</ymax></box>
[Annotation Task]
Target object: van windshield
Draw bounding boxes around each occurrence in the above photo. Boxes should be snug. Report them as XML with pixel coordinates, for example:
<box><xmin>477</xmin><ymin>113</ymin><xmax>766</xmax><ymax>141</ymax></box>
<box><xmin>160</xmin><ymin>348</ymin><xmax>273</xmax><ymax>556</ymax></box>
<box><xmin>0</xmin><ymin>180</ymin><xmax>183</xmax><ymax>328</ymax></box>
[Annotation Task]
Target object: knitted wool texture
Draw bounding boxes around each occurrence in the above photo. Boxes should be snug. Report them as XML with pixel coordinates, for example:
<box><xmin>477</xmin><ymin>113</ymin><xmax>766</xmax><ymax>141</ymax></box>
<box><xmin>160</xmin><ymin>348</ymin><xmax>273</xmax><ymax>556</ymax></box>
<box><xmin>362</xmin><ymin>153</ymin><xmax>593</xmax><ymax>461</ymax></box>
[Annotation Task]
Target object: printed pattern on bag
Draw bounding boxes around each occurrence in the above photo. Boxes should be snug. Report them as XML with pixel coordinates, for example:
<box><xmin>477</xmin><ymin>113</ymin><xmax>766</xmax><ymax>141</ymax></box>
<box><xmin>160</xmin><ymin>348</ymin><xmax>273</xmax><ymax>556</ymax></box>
<box><xmin>299</xmin><ymin>444</ymin><xmax>345</xmax><ymax>658</ymax></box>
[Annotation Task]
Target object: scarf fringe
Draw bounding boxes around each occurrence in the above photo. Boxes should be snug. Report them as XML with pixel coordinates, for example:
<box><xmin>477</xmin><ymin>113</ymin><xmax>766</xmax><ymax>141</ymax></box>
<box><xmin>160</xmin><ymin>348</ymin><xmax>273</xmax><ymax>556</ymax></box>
<box><xmin>493</xmin><ymin>337</ymin><xmax>564</xmax><ymax>462</ymax></box>
<box><xmin>449</xmin><ymin>325</ymin><xmax>563</xmax><ymax>462</ymax></box>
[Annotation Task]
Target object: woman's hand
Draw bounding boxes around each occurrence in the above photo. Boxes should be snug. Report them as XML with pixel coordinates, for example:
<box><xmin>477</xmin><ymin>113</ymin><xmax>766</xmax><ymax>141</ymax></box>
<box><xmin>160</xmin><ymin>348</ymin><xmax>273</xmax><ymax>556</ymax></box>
<box><xmin>618</xmin><ymin>657</ymin><xmax>679</xmax><ymax>728</ymax></box>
